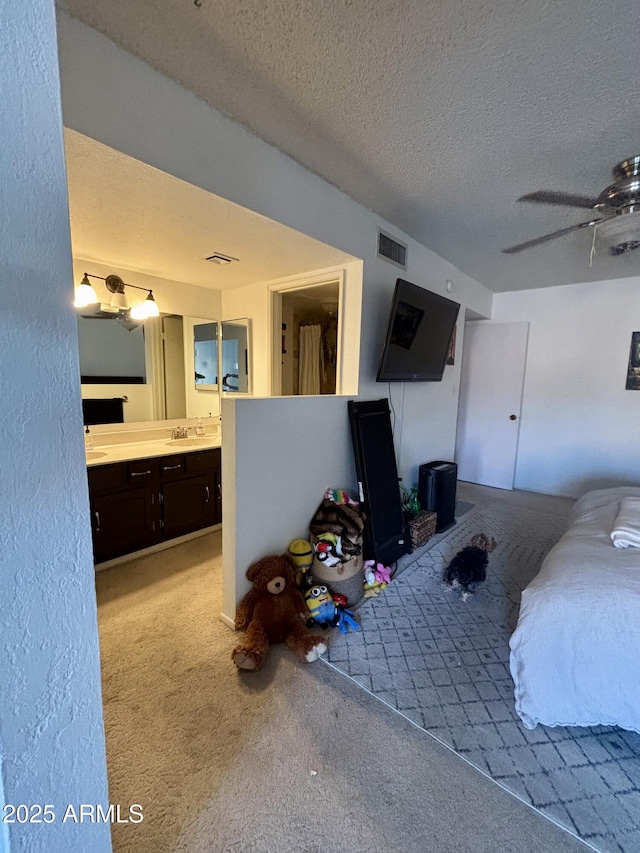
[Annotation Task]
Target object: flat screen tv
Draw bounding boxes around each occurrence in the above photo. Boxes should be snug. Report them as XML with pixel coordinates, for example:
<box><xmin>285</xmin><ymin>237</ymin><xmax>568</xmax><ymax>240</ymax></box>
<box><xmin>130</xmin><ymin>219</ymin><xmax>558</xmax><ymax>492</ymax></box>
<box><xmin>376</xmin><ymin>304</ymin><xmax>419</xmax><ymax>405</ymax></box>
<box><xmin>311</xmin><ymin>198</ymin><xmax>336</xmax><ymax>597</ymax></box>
<box><xmin>377</xmin><ymin>279</ymin><xmax>460</xmax><ymax>382</ymax></box>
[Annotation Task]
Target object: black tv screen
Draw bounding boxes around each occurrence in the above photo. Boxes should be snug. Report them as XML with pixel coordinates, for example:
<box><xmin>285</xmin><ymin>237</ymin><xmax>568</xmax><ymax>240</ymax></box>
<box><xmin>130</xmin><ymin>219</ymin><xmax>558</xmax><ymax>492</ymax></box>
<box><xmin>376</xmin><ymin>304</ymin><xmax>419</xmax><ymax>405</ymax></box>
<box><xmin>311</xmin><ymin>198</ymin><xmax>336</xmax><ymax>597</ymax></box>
<box><xmin>377</xmin><ymin>279</ymin><xmax>460</xmax><ymax>382</ymax></box>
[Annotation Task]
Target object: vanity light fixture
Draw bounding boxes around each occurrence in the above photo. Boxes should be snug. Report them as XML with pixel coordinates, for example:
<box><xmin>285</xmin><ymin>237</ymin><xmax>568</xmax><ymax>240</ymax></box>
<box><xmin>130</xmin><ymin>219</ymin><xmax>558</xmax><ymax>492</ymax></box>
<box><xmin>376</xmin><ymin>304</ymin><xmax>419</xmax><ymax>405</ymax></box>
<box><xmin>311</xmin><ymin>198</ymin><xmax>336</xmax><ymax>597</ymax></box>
<box><xmin>73</xmin><ymin>273</ymin><xmax>99</xmax><ymax>307</ymax></box>
<box><xmin>74</xmin><ymin>272</ymin><xmax>161</xmax><ymax>319</ymax></box>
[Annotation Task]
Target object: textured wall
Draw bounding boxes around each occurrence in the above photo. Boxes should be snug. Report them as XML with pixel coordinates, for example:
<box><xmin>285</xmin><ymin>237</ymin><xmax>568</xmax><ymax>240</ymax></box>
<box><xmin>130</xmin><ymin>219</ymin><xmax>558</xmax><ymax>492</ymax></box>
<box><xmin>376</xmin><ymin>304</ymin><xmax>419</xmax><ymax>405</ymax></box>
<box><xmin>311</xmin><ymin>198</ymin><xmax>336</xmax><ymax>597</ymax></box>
<box><xmin>0</xmin><ymin>2</ymin><xmax>111</xmax><ymax>851</ymax></box>
<box><xmin>56</xmin><ymin>13</ymin><xmax>491</xmax><ymax>320</ymax></box>
<box><xmin>0</xmin><ymin>759</ymin><xmax>7</xmax><ymax>852</ymax></box>
<box><xmin>221</xmin><ymin>395</ymin><xmax>357</xmax><ymax>618</ymax></box>
<box><xmin>60</xmin><ymin>0</ymin><xmax>640</xmax><ymax>292</ymax></box>
<box><xmin>492</xmin><ymin>276</ymin><xmax>640</xmax><ymax>497</ymax></box>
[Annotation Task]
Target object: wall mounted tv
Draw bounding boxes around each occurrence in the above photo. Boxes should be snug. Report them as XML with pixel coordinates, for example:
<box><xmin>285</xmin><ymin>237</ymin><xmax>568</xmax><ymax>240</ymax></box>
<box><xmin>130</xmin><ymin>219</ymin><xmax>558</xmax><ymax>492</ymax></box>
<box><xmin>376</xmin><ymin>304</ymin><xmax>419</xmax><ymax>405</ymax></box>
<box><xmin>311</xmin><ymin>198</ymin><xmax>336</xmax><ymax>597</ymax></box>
<box><xmin>377</xmin><ymin>279</ymin><xmax>460</xmax><ymax>382</ymax></box>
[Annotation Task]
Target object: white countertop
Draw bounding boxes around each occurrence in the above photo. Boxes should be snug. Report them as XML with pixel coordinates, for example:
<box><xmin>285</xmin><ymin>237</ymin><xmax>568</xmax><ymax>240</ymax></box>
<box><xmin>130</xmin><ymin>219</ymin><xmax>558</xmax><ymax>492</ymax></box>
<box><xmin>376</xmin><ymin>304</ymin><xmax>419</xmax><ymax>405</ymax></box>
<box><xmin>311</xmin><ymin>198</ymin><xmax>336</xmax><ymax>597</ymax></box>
<box><xmin>85</xmin><ymin>436</ymin><xmax>221</xmax><ymax>467</ymax></box>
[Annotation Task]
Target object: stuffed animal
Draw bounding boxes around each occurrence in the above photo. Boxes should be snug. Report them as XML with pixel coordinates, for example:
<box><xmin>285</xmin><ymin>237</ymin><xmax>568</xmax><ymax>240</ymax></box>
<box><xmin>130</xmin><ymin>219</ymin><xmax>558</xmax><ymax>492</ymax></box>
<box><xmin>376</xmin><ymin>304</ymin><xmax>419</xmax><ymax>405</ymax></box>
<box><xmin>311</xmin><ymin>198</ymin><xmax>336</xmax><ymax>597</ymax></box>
<box><xmin>324</xmin><ymin>488</ymin><xmax>359</xmax><ymax>506</ymax></box>
<box><xmin>304</xmin><ymin>585</ymin><xmax>360</xmax><ymax>633</ymax></box>
<box><xmin>313</xmin><ymin>532</ymin><xmax>347</xmax><ymax>567</ymax></box>
<box><xmin>364</xmin><ymin>559</ymin><xmax>392</xmax><ymax>585</ymax></box>
<box><xmin>288</xmin><ymin>538</ymin><xmax>314</xmax><ymax>587</ymax></box>
<box><xmin>305</xmin><ymin>583</ymin><xmax>337</xmax><ymax>627</ymax></box>
<box><xmin>232</xmin><ymin>554</ymin><xmax>327</xmax><ymax>672</ymax></box>
<box><xmin>363</xmin><ymin>579</ymin><xmax>388</xmax><ymax>598</ymax></box>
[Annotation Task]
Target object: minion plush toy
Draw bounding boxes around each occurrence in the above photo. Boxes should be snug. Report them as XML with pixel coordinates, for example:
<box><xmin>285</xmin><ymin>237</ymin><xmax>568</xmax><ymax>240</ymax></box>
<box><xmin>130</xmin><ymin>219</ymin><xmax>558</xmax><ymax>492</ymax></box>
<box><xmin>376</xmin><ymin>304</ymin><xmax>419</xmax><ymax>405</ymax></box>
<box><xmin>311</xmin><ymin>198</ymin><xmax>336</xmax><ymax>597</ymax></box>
<box><xmin>304</xmin><ymin>584</ymin><xmax>337</xmax><ymax>628</ymax></box>
<box><xmin>305</xmin><ymin>585</ymin><xmax>360</xmax><ymax>633</ymax></box>
<box><xmin>288</xmin><ymin>539</ymin><xmax>314</xmax><ymax>588</ymax></box>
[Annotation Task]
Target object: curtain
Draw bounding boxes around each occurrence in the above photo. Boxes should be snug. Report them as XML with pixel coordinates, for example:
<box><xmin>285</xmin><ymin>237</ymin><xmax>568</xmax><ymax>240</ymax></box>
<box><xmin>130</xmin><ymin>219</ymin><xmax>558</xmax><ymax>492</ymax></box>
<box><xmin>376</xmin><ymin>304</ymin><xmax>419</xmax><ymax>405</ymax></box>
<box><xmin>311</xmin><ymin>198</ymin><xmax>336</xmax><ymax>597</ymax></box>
<box><xmin>298</xmin><ymin>323</ymin><xmax>322</xmax><ymax>395</ymax></box>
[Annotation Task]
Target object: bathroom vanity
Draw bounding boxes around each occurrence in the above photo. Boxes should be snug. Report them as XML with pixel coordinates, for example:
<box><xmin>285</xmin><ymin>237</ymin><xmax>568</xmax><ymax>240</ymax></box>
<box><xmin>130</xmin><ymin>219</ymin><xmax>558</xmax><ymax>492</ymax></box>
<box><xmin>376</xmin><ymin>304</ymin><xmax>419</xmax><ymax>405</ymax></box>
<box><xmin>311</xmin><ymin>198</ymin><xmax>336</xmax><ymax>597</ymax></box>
<box><xmin>86</xmin><ymin>438</ymin><xmax>221</xmax><ymax>564</ymax></box>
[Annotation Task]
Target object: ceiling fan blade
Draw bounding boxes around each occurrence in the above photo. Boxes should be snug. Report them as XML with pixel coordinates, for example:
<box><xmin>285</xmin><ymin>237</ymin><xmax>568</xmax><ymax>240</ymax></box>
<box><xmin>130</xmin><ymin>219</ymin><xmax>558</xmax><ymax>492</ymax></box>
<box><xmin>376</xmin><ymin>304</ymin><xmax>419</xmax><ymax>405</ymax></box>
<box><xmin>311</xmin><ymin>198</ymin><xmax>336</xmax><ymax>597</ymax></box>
<box><xmin>502</xmin><ymin>218</ymin><xmax>603</xmax><ymax>254</ymax></box>
<box><xmin>517</xmin><ymin>191</ymin><xmax>599</xmax><ymax>209</ymax></box>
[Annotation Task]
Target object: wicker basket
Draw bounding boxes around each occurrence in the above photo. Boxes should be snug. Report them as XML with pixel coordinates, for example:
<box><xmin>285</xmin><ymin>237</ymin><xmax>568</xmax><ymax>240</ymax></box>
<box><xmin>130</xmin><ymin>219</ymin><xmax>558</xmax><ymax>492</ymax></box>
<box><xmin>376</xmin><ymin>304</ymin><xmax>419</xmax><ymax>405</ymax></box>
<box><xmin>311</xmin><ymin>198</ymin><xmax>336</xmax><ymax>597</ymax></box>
<box><xmin>407</xmin><ymin>511</ymin><xmax>437</xmax><ymax>548</ymax></box>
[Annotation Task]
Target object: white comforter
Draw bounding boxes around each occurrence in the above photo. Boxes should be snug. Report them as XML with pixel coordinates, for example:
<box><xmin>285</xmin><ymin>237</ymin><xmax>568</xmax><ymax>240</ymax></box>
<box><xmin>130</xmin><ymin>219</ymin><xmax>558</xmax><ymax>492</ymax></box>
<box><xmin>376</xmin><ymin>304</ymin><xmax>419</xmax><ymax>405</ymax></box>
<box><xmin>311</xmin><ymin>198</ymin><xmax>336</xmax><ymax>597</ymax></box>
<box><xmin>509</xmin><ymin>487</ymin><xmax>640</xmax><ymax>733</ymax></box>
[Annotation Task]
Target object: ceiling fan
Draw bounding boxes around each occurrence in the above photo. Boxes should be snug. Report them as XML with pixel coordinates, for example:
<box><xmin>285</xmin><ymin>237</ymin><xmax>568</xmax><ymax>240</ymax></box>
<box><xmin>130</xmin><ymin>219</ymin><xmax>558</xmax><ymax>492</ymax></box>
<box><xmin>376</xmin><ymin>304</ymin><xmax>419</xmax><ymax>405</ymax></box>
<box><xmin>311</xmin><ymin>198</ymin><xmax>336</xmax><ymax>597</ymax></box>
<box><xmin>79</xmin><ymin>302</ymin><xmax>142</xmax><ymax>331</ymax></box>
<box><xmin>503</xmin><ymin>155</ymin><xmax>640</xmax><ymax>256</ymax></box>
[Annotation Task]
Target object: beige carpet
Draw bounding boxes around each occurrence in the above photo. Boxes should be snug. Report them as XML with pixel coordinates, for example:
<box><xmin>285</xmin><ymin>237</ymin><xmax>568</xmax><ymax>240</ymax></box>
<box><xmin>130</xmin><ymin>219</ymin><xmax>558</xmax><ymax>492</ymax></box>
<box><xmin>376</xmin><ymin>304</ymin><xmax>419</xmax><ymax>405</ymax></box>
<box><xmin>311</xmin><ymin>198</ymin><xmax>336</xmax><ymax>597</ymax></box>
<box><xmin>96</xmin><ymin>528</ymin><xmax>587</xmax><ymax>853</ymax></box>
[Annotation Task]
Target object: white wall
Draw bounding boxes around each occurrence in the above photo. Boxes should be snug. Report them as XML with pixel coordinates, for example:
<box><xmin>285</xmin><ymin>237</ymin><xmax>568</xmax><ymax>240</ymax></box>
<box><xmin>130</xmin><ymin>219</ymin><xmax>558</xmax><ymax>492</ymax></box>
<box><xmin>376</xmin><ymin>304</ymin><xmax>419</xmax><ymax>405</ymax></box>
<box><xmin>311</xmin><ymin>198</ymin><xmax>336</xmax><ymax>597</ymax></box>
<box><xmin>77</xmin><ymin>316</ymin><xmax>146</xmax><ymax>377</ymax></box>
<box><xmin>492</xmin><ymin>276</ymin><xmax>640</xmax><ymax>497</ymax></box>
<box><xmin>72</xmin><ymin>258</ymin><xmax>221</xmax><ymax>321</ymax></box>
<box><xmin>0</xmin><ymin>2</ymin><xmax>110</xmax><ymax>851</ymax></box>
<box><xmin>81</xmin><ymin>383</ymin><xmax>153</xmax><ymax>423</ymax></box>
<box><xmin>56</xmin><ymin>12</ymin><xmax>492</xmax><ymax>617</ymax></box>
<box><xmin>221</xmin><ymin>262</ymin><xmax>363</xmax><ymax>397</ymax></box>
<box><xmin>221</xmin><ymin>395</ymin><xmax>357</xmax><ymax>620</ymax></box>
<box><xmin>221</xmin><ymin>281</ymin><xmax>269</xmax><ymax>393</ymax></box>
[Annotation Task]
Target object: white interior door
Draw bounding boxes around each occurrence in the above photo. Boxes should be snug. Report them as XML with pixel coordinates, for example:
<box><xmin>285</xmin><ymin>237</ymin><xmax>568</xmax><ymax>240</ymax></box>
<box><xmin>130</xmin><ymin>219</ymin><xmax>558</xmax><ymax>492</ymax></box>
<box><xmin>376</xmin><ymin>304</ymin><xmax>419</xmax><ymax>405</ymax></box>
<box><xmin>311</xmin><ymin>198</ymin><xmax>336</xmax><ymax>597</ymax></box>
<box><xmin>455</xmin><ymin>321</ymin><xmax>528</xmax><ymax>490</ymax></box>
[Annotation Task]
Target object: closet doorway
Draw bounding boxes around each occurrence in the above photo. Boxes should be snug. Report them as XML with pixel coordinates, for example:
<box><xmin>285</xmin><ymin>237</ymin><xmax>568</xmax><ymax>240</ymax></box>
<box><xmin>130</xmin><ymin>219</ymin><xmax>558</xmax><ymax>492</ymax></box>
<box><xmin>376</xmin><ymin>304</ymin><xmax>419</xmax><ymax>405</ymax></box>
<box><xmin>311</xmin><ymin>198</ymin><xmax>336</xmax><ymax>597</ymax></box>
<box><xmin>272</xmin><ymin>279</ymin><xmax>341</xmax><ymax>396</ymax></box>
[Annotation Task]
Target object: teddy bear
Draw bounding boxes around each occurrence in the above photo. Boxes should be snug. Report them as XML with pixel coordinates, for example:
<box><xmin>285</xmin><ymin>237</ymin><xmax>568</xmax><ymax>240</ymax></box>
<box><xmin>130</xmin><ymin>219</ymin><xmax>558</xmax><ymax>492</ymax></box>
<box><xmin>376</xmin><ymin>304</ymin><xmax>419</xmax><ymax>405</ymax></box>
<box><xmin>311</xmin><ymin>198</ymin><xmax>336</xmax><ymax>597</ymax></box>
<box><xmin>232</xmin><ymin>553</ymin><xmax>327</xmax><ymax>672</ymax></box>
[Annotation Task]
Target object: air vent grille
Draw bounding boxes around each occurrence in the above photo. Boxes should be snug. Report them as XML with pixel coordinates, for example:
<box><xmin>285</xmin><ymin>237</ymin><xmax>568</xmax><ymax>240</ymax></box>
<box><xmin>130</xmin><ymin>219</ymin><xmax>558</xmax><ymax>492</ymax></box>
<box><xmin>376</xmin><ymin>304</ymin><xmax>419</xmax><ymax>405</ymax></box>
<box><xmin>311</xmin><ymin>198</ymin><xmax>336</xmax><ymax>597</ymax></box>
<box><xmin>205</xmin><ymin>252</ymin><xmax>239</xmax><ymax>265</ymax></box>
<box><xmin>378</xmin><ymin>229</ymin><xmax>407</xmax><ymax>269</ymax></box>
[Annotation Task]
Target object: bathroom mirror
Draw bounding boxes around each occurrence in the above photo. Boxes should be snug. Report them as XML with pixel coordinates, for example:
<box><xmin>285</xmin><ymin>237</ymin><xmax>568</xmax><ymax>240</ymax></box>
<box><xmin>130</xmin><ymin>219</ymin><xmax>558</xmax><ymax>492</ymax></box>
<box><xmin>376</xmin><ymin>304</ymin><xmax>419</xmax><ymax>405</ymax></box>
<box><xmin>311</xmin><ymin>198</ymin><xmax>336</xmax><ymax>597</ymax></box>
<box><xmin>194</xmin><ymin>322</ymin><xmax>219</xmax><ymax>391</ymax></box>
<box><xmin>77</xmin><ymin>311</ymin><xmax>222</xmax><ymax>425</ymax></box>
<box><xmin>193</xmin><ymin>318</ymin><xmax>251</xmax><ymax>395</ymax></box>
<box><xmin>221</xmin><ymin>318</ymin><xmax>250</xmax><ymax>394</ymax></box>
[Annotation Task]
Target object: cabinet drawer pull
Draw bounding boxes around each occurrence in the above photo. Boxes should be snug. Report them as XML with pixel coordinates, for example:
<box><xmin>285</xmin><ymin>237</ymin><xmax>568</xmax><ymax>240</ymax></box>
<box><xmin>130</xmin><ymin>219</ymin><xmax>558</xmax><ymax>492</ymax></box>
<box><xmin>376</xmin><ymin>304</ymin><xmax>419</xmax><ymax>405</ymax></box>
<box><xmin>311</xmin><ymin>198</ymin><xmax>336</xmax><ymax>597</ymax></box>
<box><xmin>131</xmin><ymin>470</ymin><xmax>152</xmax><ymax>477</ymax></box>
<box><xmin>217</xmin><ymin>483</ymin><xmax>222</xmax><ymax>499</ymax></box>
<box><xmin>163</xmin><ymin>464</ymin><xmax>182</xmax><ymax>471</ymax></box>
<box><xmin>94</xmin><ymin>511</ymin><xmax>101</xmax><ymax>532</ymax></box>
<box><xmin>205</xmin><ymin>485</ymin><xmax>210</xmax><ymax>503</ymax></box>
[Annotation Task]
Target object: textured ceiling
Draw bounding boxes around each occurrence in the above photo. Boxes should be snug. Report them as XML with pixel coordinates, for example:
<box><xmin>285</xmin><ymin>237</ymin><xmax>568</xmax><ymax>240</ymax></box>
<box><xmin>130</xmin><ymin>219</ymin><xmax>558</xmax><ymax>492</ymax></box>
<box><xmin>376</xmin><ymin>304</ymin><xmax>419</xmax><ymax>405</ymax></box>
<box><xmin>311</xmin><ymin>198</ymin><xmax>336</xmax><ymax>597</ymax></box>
<box><xmin>59</xmin><ymin>0</ymin><xmax>640</xmax><ymax>291</ymax></box>
<box><xmin>64</xmin><ymin>130</ymin><xmax>354</xmax><ymax>290</ymax></box>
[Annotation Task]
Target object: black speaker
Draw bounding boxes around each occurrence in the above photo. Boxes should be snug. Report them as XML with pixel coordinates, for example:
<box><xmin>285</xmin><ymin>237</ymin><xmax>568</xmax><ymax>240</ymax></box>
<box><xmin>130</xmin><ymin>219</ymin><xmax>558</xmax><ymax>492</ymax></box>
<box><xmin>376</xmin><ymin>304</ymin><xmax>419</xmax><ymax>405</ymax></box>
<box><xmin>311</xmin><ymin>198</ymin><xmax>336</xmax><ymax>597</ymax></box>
<box><xmin>418</xmin><ymin>461</ymin><xmax>457</xmax><ymax>533</ymax></box>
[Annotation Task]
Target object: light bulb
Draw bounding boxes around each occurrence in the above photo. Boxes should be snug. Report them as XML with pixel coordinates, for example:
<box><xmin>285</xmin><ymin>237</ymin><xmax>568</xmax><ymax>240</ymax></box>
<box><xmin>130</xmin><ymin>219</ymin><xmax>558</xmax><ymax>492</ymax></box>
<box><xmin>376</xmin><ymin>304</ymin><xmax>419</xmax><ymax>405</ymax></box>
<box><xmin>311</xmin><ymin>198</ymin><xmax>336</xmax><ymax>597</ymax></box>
<box><xmin>144</xmin><ymin>291</ymin><xmax>160</xmax><ymax>318</ymax></box>
<box><xmin>110</xmin><ymin>288</ymin><xmax>129</xmax><ymax>310</ymax></box>
<box><xmin>73</xmin><ymin>274</ymin><xmax>98</xmax><ymax>307</ymax></box>
<box><xmin>130</xmin><ymin>302</ymin><xmax>148</xmax><ymax>320</ymax></box>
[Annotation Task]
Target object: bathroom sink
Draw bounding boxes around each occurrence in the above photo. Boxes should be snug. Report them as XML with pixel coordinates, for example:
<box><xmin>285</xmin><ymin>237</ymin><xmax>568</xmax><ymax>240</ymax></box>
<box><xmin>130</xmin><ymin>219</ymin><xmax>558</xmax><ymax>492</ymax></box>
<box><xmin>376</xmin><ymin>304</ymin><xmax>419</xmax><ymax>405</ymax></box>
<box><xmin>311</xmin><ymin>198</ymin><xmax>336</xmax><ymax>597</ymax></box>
<box><xmin>166</xmin><ymin>438</ymin><xmax>215</xmax><ymax>447</ymax></box>
<box><xmin>85</xmin><ymin>450</ymin><xmax>108</xmax><ymax>460</ymax></box>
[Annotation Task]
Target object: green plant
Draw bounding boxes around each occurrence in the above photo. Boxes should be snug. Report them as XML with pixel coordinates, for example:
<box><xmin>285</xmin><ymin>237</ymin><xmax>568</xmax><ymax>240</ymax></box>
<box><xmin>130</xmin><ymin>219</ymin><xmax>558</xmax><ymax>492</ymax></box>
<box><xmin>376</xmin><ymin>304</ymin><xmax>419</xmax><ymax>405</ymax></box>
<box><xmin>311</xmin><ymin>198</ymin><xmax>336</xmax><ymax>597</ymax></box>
<box><xmin>401</xmin><ymin>486</ymin><xmax>421</xmax><ymax>517</ymax></box>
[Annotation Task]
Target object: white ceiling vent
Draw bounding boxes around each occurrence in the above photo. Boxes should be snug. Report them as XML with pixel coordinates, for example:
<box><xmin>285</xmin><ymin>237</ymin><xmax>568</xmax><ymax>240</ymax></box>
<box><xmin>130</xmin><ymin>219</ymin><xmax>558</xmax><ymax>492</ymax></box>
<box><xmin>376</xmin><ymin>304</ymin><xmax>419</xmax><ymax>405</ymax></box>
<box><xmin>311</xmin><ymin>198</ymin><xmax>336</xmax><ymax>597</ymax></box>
<box><xmin>377</xmin><ymin>229</ymin><xmax>407</xmax><ymax>269</ymax></box>
<box><xmin>205</xmin><ymin>252</ymin><xmax>239</xmax><ymax>265</ymax></box>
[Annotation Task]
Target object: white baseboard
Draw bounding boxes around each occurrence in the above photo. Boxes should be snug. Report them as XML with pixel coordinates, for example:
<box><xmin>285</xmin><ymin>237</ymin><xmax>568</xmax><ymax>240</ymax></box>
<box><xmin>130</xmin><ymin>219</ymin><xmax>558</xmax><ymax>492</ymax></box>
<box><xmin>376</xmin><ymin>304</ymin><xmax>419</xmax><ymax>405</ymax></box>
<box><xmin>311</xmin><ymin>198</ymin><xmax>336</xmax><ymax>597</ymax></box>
<box><xmin>94</xmin><ymin>524</ymin><xmax>221</xmax><ymax>571</ymax></box>
<box><xmin>220</xmin><ymin>612</ymin><xmax>236</xmax><ymax>631</ymax></box>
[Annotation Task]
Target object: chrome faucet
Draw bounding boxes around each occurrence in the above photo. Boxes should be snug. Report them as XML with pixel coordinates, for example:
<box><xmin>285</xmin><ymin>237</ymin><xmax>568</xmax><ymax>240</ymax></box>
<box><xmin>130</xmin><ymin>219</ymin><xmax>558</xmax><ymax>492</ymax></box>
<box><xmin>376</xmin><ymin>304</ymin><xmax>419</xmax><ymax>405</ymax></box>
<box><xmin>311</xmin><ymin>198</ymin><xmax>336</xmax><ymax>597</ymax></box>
<box><xmin>170</xmin><ymin>426</ymin><xmax>189</xmax><ymax>439</ymax></box>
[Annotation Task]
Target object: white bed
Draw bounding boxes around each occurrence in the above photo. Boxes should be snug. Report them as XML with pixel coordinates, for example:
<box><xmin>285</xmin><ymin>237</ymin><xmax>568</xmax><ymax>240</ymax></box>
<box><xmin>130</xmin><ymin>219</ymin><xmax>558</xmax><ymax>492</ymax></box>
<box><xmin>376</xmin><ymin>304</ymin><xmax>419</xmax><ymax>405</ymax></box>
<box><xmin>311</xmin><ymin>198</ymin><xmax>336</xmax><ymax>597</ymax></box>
<box><xmin>509</xmin><ymin>486</ymin><xmax>640</xmax><ymax>734</ymax></box>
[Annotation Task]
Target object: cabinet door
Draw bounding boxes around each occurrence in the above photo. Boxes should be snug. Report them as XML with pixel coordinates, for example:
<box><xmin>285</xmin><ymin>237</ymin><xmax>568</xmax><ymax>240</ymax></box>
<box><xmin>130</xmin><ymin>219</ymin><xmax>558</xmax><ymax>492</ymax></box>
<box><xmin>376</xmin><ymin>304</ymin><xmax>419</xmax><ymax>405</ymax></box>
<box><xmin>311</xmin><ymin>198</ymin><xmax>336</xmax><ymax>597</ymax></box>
<box><xmin>91</xmin><ymin>486</ymin><xmax>160</xmax><ymax>563</ymax></box>
<box><xmin>213</xmin><ymin>469</ymin><xmax>222</xmax><ymax>525</ymax></box>
<box><xmin>162</xmin><ymin>473</ymin><xmax>218</xmax><ymax>539</ymax></box>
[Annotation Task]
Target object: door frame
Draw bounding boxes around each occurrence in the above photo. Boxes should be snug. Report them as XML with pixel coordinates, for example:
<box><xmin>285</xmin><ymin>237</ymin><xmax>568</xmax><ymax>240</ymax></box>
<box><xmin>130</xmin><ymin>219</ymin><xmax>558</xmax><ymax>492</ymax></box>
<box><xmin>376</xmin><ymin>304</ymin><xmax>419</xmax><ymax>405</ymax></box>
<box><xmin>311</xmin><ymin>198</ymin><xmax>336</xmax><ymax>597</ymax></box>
<box><xmin>268</xmin><ymin>269</ymin><xmax>345</xmax><ymax>396</ymax></box>
<box><xmin>455</xmin><ymin>320</ymin><xmax>529</xmax><ymax>490</ymax></box>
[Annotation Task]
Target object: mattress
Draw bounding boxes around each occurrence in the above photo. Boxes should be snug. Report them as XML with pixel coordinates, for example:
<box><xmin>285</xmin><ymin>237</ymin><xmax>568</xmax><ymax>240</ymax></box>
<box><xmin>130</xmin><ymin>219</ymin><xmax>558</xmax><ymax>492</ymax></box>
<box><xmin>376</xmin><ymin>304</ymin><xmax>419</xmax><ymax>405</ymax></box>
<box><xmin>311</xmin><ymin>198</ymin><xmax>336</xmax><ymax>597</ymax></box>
<box><xmin>509</xmin><ymin>486</ymin><xmax>640</xmax><ymax>733</ymax></box>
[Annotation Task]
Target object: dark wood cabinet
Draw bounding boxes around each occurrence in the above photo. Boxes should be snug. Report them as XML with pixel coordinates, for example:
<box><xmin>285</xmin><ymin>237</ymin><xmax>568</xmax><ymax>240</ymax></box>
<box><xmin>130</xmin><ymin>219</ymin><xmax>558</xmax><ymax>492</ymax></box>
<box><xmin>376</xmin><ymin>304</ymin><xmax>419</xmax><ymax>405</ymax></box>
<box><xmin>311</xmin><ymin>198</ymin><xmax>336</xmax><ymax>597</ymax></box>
<box><xmin>87</xmin><ymin>448</ymin><xmax>221</xmax><ymax>563</ymax></box>
<box><xmin>91</xmin><ymin>486</ymin><xmax>159</xmax><ymax>563</ymax></box>
<box><xmin>162</xmin><ymin>471</ymin><xmax>219</xmax><ymax>538</ymax></box>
